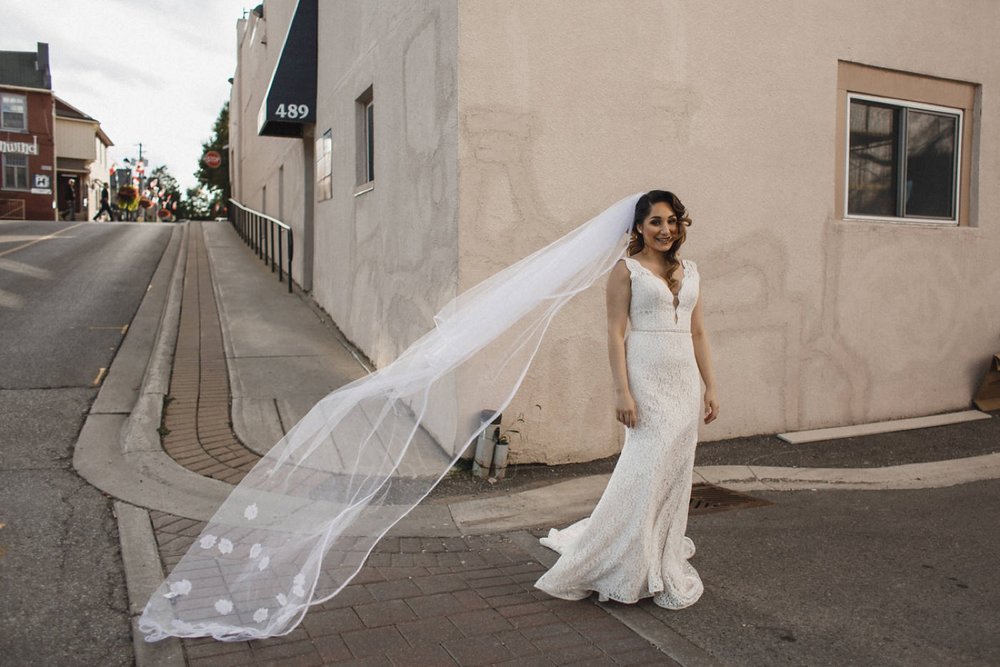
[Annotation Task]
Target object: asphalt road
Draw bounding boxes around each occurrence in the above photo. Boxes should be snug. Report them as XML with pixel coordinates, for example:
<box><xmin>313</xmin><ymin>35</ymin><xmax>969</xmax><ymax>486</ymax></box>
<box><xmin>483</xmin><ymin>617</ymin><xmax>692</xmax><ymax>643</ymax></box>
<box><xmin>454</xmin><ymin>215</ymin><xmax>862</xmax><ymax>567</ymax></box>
<box><xmin>0</xmin><ymin>220</ymin><xmax>172</xmax><ymax>666</ymax></box>
<box><xmin>650</xmin><ymin>480</ymin><xmax>1000</xmax><ymax>666</ymax></box>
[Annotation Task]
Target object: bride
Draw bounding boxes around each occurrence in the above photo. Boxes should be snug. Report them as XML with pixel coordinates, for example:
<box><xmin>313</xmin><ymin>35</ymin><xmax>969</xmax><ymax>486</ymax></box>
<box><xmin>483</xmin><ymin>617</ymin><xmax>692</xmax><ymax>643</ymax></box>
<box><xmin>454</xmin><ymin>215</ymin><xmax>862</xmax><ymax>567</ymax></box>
<box><xmin>535</xmin><ymin>189</ymin><xmax>719</xmax><ymax>609</ymax></box>
<box><xmin>139</xmin><ymin>190</ymin><xmax>715</xmax><ymax>641</ymax></box>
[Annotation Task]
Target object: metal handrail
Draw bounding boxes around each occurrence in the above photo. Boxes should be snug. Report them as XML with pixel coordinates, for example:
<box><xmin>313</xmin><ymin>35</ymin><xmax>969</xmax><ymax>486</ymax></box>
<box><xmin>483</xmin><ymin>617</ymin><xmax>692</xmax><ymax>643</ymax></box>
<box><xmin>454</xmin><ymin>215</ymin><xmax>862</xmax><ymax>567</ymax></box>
<box><xmin>227</xmin><ymin>198</ymin><xmax>295</xmax><ymax>293</ymax></box>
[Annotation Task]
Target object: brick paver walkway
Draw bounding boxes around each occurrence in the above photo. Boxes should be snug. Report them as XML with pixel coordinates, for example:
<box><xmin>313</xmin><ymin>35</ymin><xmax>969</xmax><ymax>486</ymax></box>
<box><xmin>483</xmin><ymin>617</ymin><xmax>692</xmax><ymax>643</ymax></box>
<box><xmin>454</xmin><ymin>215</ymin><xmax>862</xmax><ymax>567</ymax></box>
<box><xmin>151</xmin><ymin>512</ymin><xmax>676</xmax><ymax>666</ymax></box>
<box><xmin>161</xmin><ymin>221</ymin><xmax>259</xmax><ymax>483</ymax></box>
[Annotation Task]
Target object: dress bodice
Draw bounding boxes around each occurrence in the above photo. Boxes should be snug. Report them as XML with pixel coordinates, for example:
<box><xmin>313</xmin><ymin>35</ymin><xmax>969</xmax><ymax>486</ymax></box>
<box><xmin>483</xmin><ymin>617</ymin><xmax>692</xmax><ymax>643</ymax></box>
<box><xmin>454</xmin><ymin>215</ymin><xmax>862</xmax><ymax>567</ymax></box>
<box><xmin>622</xmin><ymin>256</ymin><xmax>699</xmax><ymax>333</ymax></box>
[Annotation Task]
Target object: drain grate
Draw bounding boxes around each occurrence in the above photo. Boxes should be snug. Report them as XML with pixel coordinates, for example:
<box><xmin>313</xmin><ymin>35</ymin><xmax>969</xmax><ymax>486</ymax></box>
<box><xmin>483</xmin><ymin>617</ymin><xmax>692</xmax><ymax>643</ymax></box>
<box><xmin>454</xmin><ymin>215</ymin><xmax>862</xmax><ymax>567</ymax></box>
<box><xmin>689</xmin><ymin>482</ymin><xmax>773</xmax><ymax>515</ymax></box>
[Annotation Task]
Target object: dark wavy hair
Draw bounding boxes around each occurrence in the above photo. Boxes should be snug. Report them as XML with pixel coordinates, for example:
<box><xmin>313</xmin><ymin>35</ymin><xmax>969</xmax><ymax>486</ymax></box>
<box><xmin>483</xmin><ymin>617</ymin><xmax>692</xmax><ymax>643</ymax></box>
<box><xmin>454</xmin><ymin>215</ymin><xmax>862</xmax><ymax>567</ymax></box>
<box><xmin>627</xmin><ymin>190</ymin><xmax>693</xmax><ymax>292</ymax></box>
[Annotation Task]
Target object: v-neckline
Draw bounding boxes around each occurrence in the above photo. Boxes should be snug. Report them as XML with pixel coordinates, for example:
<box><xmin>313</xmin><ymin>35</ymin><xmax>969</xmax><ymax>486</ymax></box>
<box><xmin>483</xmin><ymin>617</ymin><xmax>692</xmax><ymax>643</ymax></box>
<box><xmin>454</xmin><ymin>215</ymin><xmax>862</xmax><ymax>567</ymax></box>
<box><xmin>631</xmin><ymin>257</ymin><xmax>686</xmax><ymax>298</ymax></box>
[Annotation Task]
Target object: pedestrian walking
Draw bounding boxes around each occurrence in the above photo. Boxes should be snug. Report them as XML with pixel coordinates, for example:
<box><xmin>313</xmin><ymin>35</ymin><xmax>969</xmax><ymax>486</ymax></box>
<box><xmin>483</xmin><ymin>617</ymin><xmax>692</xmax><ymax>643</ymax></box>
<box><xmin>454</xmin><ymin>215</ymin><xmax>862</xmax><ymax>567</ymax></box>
<box><xmin>63</xmin><ymin>178</ymin><xmax>77</xmax><ymax>221</ymax></box>
<box><xmin>93</xmin><ymin>185</ymin><xmax>114</xmax><ymax>221</ymax></box>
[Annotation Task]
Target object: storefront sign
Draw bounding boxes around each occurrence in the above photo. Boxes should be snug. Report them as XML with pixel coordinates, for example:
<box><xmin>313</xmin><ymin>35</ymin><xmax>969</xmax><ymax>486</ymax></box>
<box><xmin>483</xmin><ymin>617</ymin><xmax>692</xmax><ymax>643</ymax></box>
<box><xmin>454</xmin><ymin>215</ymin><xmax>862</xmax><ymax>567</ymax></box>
<box><xmin>30</xmin><ymin>174</ymin><xmax>51</xmax><ymax>195</ymax></box>
<box><xmin>0</xmin><ymin>136</ymin><xmax>39</xmax><ymax>155</ymax></box>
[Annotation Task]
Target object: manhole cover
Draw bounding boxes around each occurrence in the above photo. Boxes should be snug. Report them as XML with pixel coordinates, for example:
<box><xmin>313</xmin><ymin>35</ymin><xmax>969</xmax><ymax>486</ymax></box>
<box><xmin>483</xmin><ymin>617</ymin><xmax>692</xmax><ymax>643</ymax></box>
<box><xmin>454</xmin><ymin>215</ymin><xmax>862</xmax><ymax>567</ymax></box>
<box><xmin>689</xmin><ymin>482</ymin><xmax>772</xmax><ymax>515</ymax></box>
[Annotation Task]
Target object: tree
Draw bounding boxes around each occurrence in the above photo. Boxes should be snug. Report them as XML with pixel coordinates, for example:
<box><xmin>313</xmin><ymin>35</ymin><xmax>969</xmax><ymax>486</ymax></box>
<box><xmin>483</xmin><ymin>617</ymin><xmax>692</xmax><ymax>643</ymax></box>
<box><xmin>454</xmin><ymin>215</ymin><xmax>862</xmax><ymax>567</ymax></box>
<box><xmin>150</xmin><ymin>164</ymin><xmax>185</xmax><ymax>218</ymax></box>
<box><xmin>184</xmin><ymin>186</ymin><xmax>214</xmax><ymax>220</ymax></box>
<box><xmin>194</xmin><ymin>101</ymin><xmax>231</xmax><ymax>210</ymax></box>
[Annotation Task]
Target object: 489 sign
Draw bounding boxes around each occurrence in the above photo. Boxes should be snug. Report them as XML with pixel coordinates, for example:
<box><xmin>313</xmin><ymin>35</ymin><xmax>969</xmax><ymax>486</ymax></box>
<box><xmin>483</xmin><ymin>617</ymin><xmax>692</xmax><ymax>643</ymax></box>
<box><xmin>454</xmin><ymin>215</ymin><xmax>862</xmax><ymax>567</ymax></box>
<box><xmin>274</xmin><ymin>103</ymin><xmax>310</xmax><ymax>120</ymax></box>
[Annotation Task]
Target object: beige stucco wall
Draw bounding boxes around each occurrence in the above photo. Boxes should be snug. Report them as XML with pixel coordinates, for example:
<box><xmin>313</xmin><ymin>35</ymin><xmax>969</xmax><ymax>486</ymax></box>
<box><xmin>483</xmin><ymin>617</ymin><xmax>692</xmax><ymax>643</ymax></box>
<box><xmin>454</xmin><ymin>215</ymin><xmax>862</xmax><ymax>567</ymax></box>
<box><xmin>54</xmin><ymin>116</ymin><xmax>96</xmax><ymax>161</ymax></box>
<box><xmin>231</xmin><ymin>4</ymin><xmax>308</xmax><ymax>284</ymax></box>
<box><xmin>55</xmin><ymin>115</ymin><xmax>110</xmax><ymax>219</ymax></box>
<box><xmin>86</xmin><ymin>134</ymin><xmax>110</xmax><ymax>220</ymax></box>
<box><xmin>312</xmin><ymin>0</ymin><xmax>459</xmax><ymax>368</ymax></box>
<box><xmin>457</xmin><ymin>0</ymin><xmax>1000</xmax><ymax>464</ymax></box>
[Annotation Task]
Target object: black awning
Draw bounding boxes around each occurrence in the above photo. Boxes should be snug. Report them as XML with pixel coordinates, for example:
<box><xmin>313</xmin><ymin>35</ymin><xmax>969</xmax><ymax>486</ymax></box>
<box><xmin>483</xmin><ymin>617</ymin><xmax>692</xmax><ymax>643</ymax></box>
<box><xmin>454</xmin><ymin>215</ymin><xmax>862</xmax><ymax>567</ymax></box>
<box><xmin>257</xmin><ymin>0</ymin><xmax>317</xmax><ymax>138</ymax></box>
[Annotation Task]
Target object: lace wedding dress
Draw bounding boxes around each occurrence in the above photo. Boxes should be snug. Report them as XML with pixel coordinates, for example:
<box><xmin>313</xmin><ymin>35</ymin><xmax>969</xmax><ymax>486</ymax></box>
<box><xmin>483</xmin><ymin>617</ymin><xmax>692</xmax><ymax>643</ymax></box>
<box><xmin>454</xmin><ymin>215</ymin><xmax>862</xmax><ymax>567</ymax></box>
<box><xmin>534</xmin><ymin>256</ymin><xmax>704</xmax><ymax>609</ymax></box>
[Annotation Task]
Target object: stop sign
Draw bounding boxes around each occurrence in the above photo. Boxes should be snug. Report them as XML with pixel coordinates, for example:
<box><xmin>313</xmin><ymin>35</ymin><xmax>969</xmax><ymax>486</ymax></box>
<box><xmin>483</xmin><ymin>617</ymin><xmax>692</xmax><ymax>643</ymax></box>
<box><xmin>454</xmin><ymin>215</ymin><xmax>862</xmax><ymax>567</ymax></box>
<box><xmin>203</xmin><ymin>150</ymin><xmax>222</xmax><ymax>168</ymax></box>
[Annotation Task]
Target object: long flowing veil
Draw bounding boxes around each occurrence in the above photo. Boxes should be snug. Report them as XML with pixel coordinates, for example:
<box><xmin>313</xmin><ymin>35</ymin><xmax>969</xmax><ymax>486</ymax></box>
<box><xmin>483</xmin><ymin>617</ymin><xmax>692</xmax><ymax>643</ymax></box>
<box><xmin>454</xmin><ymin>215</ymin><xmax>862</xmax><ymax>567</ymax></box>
<box><xmin>138</xmin><ymin>191</ymin><xmax>642</xmax><ymax>641</ymax></box>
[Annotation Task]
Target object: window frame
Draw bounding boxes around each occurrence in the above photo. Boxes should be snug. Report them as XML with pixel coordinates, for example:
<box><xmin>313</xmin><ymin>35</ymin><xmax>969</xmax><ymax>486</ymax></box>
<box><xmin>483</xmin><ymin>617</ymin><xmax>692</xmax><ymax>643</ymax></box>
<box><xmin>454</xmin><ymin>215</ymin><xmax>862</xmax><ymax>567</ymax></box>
<box><xmin>1</xmin><ymin>93</ymin><xmax>27</xmax><ymax>132</ymax></box>
<box><xmin>355</xmin><ymin>85</ymin><xmax>374</xmax><ymax>191</ymax></box>
<box><xmin>835</xmin><ymin>60</ymin><xmax>978</xmax><ymax>228</ymax></box>
<box><xmin>844</xmin><ymin>92</ymin><xmax>963</xmax><ymax>225</ymax></box>
<box><xmin>316</xmin><ymin>128</ymin><xmax>333</xmax><ymax>201</ymax></box>
<box><xmin>2</xmin><ymin>153</ymin><xmax>30</xmax><ymax>191</ymax></box>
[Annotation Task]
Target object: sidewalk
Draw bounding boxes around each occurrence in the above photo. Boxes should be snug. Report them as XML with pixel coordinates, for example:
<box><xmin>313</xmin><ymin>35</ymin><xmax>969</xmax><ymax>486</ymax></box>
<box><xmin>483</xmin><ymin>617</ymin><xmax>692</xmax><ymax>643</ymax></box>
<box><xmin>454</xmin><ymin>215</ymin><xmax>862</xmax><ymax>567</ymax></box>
<box><xmin>75</xmin><ymin>219</ymin><xmax>999</xmax><ymax>666</ymax></box>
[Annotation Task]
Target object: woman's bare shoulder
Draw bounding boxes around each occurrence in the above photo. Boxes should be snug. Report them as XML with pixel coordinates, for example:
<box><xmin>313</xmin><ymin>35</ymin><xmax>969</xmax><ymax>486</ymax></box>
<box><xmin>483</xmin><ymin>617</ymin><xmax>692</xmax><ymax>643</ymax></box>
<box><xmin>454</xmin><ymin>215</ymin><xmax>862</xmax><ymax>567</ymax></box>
<box><xmin>611</xmin><ymin>257</ymin><xmax>632</xmax><ymax>278</ymax></box>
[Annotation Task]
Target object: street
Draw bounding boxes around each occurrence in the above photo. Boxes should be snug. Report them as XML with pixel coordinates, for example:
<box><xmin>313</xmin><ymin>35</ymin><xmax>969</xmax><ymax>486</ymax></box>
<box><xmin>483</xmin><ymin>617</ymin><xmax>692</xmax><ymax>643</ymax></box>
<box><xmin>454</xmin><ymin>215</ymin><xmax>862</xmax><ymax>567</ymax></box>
<box><xmin>0</xmin><ymin>220</ymin><xmax>171</xmax><ymax>666</ymax></box>
<box><xmin>664</xmin><ymin>481</ymin><xmax>1000</xmax><ymax>665</ymax></box>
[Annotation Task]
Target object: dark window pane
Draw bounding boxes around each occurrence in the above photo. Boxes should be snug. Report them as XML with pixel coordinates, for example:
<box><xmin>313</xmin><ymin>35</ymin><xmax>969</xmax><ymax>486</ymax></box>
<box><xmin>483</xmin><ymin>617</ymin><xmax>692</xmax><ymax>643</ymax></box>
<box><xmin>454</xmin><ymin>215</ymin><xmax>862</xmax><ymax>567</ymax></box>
<box><xmin>848</xmin><ymin>101</ymin><xmax>899</xmax><ymax>216</ymax></box>
<box><xmin>904</xmin><ymin>110</ymin><xmax>957</xmax><ymax>218</ymax></box>
<box><xmin>366</xmin><ymin>102</ymin><xmax>374</xmax><ymax>182</ymax></box>
<box><xmin>3</xmin><ymin>153</ymin><xmax>28</xmax><ymax>189</ymax></box>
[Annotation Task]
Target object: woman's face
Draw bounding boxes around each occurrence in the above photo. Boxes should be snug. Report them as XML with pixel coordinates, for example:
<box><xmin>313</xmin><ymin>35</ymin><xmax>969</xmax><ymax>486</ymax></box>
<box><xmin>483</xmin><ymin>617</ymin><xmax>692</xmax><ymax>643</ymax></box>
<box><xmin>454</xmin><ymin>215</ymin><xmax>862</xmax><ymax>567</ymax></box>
<box><xmin>637</xmin><ymin>201</ymin><xmax>680</xmax><ymax>252</ymax></box>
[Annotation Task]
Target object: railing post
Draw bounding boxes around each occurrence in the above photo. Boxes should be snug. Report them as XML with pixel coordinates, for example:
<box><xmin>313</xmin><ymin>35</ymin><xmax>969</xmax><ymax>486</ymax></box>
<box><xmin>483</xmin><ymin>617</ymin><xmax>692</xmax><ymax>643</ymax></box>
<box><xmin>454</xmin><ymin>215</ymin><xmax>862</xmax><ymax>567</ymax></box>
<box><xmin>256</xmin><ymin>215</ymin><xmax>263</xmax><ymax>259</ymax></box>
<box><xmin>287</xmin><ymin>231</ymin><xmax>293</xmax><ymax>294</ymax></box>
<box><xmin>277</xmin><ymin>232</ymin><xmax>284</xmax><ymax>283</ymax></box>
<box><xmin>269</xmin><ymin>221</ymin><xmax>275</xmax><ymax>273</ymax></box>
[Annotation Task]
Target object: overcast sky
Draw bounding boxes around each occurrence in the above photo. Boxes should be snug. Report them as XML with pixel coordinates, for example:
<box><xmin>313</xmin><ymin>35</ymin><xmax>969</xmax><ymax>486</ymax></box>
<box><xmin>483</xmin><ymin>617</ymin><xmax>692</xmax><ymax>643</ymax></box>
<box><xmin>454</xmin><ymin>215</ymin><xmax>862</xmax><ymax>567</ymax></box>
<box><xmin>7</xmin><ymin>1</ymin><xmax>252</xmax><ymax>190</ymax></box>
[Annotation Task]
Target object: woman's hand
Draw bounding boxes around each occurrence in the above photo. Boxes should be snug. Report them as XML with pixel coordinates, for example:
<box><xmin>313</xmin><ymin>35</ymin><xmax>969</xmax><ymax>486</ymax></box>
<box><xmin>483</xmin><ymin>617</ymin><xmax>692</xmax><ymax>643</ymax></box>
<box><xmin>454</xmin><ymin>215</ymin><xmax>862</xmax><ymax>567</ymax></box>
<box><xmin>703</xmin><ymin>387</ymin><xmax>719</xmax><ymax>424</ymax></box>
<box><xmin>616</xmin><ymin>392</ymin><xmax>638</xmax><ymax>428</ymax></box>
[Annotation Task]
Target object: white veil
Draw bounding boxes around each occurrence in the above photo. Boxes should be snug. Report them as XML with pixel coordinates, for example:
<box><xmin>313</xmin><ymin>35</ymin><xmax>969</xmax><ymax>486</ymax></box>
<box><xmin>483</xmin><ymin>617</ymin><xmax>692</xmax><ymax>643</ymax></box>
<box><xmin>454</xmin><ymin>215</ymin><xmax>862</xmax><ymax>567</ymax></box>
<box><xmin>138</xmin><ymin>191</ymin><xmax>643</xmax><ymax>641</ymax></box>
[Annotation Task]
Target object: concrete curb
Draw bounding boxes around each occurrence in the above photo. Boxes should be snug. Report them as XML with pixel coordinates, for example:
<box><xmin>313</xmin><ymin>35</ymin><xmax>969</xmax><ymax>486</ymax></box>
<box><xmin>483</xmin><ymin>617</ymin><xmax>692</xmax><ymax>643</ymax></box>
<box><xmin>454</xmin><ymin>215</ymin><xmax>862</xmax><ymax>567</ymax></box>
<box><xmin>444</xmin><ymin>449</ymin><xmax>1000</xmax><ymax>534</ymax></box>
<box><xmin>202</xmin><ymin>222</ymin><xmax>282</xmax><ymax>458</ymax></box>
<box><xmin>115</xmin><ymin>501</ymin><xmax>185</xmax><ymax>666</ymax></box>
<box><xmin>74</xmin><ymin>222</ymin><xmax>235</xmax><ymax>520</ymax></box>
<box><xmin>692</xmin><ymin>450</ymin><xmax>1000</xmax><ymax>491</ymax></box>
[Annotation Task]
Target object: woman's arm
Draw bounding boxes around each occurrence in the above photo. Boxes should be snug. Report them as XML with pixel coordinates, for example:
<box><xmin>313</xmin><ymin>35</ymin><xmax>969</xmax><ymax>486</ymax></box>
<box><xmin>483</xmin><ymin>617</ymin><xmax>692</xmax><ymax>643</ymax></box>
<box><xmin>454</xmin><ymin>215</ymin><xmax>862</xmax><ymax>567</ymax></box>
<box><xmin>607</xmin><ymin>260</ymin><xmax>637</xmax><ymax>427</ymax></box>
<box><xmin>690</xmin><ymin>293</ymin><xmax>719</xmax><ymax>424</ymax></box>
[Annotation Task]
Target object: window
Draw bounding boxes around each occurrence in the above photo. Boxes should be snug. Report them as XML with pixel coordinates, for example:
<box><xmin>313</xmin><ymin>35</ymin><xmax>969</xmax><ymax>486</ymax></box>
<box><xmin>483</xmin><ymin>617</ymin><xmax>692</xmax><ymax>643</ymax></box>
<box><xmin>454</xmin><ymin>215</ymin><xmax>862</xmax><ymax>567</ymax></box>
<box><xmin>836</xmin><ymin>61</ymin><xmax>977</xmax><ymax>226</ymax></box>
<box><xmin>356</xmin><ymin>86</ymin><xmax>374</xmax><ymax>187</ymax></box>
<box><xmin>848</xmin><ymin>94</ymin><xmax>960</xmax><ymax>220</ymax></box>
<box><xmin>3</xmin><ymin>153</ymin><xmax>29</xmax><ymax>190</ymax></box>
<box><xmin>316</xmin><ymin>129</ymin><xmax>332</xmax><ymax>201</ymax></box>
<box><xmin>1</xmin><ymin>93</ymin><xmax>27</xmax><ymax>131</ymax></box>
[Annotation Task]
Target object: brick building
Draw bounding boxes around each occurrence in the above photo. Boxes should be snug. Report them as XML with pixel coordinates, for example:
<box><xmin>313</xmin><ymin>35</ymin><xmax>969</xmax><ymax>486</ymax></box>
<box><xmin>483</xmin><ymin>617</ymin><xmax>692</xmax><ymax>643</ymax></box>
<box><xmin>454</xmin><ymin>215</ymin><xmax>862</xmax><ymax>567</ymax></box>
<box><xmin>0</xmin><ymin>42</ymin><xmax>56</xmax><ymax>220</ymax></box>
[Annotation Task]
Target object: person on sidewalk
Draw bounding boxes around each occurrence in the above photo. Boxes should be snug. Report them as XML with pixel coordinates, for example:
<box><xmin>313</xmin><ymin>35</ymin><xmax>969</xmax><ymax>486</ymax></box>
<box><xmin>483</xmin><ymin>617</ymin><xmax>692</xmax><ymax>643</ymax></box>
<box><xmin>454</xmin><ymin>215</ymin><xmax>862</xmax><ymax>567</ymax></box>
<box><xmin>93</xmin><ymin>185</ymin><xmax>114</xmax><ymax>221</ymax></box>
<box><xmin>62</xmin><ymin>178</ymin><xmax>77</xmax><ymax>221</ymax></box>
<box><xmin>534</xmin><ymin>190</ymin><xmax>718</xmax><ymax>609</ymax></box>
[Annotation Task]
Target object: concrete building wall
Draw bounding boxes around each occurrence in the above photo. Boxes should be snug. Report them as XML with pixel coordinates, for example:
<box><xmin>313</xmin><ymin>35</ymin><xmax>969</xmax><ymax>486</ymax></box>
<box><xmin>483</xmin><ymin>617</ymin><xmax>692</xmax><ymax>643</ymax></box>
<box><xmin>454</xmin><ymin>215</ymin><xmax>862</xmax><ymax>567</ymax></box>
<box><xmin>230</xmin><ymin>3</ymin><xmax>308</xmax><ymax>284</ymax></box>
<box><xmin>229</xmin><ymin>0</ymin><xmax>998</xmax><ymax>465</ymax></box>
<box><xmin>312</xmin><ymin>0</ymin><xmax>459</xmax><ymax>367</ymax></box>
<box><xmin>456</xmin><ymin>0</ymin><xmax>1000</xmax><ymax>463</ymax></box>
<box><xmin>54</xmin><ymin>117</ymin><xmax>96</xmax><ymax>161</ymax></box>
<box><xmin>86</xmin><ymin>134</ymin><xmax>110</xmax><ymax>221</ymax></box>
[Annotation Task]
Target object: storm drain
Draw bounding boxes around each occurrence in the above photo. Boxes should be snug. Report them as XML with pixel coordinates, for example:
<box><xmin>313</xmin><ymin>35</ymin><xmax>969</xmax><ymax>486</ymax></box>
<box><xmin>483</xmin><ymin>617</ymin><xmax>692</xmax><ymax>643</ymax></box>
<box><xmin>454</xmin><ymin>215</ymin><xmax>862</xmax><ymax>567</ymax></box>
<box><xmin>688</xmin><ymin>482</ymin><xmax>772</xmax><ymax>515</ymax></box>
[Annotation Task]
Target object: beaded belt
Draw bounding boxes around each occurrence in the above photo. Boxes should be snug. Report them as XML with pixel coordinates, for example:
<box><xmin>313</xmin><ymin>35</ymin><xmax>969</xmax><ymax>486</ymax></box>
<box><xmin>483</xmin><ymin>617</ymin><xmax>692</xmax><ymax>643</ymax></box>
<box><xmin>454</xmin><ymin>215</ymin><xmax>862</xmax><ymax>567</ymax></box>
<box><xmin>629</xmin><ymin>328</ymin><xmax>690</xmax><ymax>334</ymax></box>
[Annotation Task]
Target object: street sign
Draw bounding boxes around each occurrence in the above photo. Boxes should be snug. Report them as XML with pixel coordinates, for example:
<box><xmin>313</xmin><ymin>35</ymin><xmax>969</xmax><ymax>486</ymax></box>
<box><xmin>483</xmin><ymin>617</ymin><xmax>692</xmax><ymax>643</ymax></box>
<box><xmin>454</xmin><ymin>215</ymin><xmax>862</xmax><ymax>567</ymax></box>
<box><xmin>204</xmin><ymin>150</ymin><xmax>222</xmax><ymax>168</ymax></box>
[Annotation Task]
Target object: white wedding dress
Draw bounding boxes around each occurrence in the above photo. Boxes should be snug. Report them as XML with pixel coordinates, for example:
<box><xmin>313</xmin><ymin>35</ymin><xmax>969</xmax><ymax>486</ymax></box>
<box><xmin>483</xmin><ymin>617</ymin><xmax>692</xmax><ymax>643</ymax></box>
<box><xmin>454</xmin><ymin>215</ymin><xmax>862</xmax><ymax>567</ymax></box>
<box><xmin>534</xmin><ymin>256</ymin><xmax>704</xmax><ymax>609</ymax></box>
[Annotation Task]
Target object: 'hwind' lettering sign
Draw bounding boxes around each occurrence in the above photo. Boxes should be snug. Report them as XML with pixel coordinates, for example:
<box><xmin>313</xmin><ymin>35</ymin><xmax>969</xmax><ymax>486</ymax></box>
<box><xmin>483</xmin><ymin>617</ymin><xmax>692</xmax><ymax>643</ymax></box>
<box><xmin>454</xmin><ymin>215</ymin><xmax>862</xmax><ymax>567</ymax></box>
<box><xmin>0</xmin><ymin>136</ymin><xmax>39</xmax><ymax>155</ymax></box>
